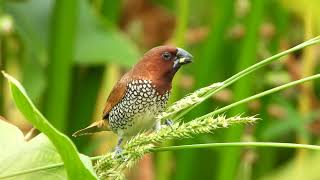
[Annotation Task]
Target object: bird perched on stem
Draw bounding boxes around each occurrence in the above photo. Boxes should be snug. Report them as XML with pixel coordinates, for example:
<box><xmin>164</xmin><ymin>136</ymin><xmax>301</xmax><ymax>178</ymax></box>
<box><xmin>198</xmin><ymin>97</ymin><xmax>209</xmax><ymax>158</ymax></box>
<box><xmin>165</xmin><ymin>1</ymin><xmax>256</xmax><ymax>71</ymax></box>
<box><xmin>73</xmin><ymin>46</ymin><xmax>192</xmax><ymax>154</ymax></box>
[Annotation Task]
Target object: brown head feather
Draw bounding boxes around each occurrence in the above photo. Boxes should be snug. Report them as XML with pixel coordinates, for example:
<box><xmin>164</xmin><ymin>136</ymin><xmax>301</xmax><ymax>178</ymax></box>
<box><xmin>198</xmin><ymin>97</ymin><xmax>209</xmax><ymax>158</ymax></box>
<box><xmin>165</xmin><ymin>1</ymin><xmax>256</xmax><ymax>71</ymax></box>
<box><xmin>130</xmin><ymin>46</ymin><xmax>179</xmax><ymax>94</ymax></box>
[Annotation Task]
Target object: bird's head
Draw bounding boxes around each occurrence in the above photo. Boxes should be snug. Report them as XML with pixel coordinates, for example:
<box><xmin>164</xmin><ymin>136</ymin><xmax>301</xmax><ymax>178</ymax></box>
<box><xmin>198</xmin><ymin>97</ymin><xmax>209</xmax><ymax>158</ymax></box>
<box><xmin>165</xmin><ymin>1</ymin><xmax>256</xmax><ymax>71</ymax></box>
<box><xmin>133</xmin><ymin>46</ymin><xmax>193</xmax><ymax>83</ymax></box>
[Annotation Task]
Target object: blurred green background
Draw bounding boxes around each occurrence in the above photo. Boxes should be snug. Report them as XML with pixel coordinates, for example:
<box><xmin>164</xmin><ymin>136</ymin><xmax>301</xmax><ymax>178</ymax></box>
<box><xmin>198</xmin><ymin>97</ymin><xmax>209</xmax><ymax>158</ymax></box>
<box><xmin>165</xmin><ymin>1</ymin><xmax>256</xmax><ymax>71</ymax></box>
<box><xmin>1</xmin><ymin>0</ymin><xmax>320</xmax><ymax>179</ymax></box>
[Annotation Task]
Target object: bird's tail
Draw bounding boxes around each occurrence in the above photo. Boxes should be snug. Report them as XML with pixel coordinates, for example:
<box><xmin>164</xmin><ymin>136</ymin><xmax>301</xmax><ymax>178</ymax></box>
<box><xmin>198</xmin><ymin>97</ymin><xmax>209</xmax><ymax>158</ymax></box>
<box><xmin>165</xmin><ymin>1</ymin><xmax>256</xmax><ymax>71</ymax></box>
<box><xmin>72</xmin><ymin>120</ymin><xmax>111</xmax><ymax>137</ymax></box>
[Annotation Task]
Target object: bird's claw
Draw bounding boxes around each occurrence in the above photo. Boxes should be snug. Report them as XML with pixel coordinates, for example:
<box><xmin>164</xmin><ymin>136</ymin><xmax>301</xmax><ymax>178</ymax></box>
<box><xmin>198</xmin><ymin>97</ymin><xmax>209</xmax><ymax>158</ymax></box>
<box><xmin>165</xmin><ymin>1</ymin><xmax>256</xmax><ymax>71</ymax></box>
<box><xmin>113</xmin><ymin>146</ymin><xmax>124</xmax><ymax>159</ymax></box>
<box><xmin>164</xmin><ymin>119</ymin><xmax>174</xmax><ymax>130</ymax></box>
<box><xmin>112</xmin><ymin>146</ymin><xmax>129</xmax><ymax>162</ymax></box>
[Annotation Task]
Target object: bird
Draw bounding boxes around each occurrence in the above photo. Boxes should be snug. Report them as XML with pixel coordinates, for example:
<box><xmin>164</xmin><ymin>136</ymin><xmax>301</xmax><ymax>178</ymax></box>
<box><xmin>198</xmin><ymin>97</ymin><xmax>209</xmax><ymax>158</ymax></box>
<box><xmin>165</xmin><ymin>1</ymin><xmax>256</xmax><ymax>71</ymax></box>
<box><xmin>73</xmin><ymin>46</ymin><xmax>193</xmax><ymax>154</ymax></box>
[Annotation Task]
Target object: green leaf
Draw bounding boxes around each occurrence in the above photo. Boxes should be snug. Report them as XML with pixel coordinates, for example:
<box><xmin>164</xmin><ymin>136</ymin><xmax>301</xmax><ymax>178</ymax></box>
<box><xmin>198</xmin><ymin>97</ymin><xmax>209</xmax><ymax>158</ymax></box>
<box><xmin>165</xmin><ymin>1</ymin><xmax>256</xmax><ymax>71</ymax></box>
<box><xmin>74</xmin><ymin>29</ymin><xmax>139</xmax><ymax>67</ymax></box>
<box><xmin>5</xmin><ymin>0</ymin><xmax>139</xmax><ymax>67</ymax></box>
<box><xmin>0</xmin><ymin>123</ymin><xmax>67</xmax><ymax>179</ymax></box>
<box><xmin>2</xmin><ymin>72</ymin><xmax>97</xmax><ymax>180</ymax></box>
<box><xmin>74</xmin><ymin>0</ymin><xmax>139</xmax><ymax>66</ymax></box>
<box><xmin>0</xmin><ymin>118</ymin><xmax>26</xmax><ymax>159</ymax></box>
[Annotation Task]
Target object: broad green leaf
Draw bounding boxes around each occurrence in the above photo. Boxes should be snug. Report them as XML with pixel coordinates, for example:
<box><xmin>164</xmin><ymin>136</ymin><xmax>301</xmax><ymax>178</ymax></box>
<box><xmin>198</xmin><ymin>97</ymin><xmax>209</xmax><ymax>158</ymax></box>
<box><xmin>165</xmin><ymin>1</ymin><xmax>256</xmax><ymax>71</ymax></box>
<box><xmin>2</xmin><ymin>72</ymin><xmax>97</xmax><ymax>180</ymax></box>
<box><xmin>74</xmin><ymin>29</ymin><xmax>139</xmax><ymax>67</ymax></box>
<box><xmin>0</xmin><ymin>118</ymin><xmax>25</xmax><ymax>159</ymax></box>
<box><xmin>0</xmin><ymin>120</ymin><xmax>95</xmax><ymax>179</ymax></box>
<box><xmin>0</xmin><ymin>123</ymin><xmax>67</xmax><ymax>179</ymax></box>
<box><xmin>5</xmin><ymin>0</ymin><xmax>139</xmax><ymax>67</ymax></box>
<box><xmin>74</xmin><ymin>0</ymin><xmax>139</xmax><ymax>67</ymax></box>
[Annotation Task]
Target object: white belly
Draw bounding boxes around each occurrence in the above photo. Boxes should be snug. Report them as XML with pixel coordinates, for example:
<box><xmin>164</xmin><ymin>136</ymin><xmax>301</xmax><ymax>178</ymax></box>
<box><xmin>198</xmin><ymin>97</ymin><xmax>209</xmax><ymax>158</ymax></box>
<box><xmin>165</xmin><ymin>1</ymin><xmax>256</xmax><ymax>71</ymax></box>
<box><xmin>118</xmin><ymin>105</ymin><xmax>159</xmax><ymax>137</ymax></box>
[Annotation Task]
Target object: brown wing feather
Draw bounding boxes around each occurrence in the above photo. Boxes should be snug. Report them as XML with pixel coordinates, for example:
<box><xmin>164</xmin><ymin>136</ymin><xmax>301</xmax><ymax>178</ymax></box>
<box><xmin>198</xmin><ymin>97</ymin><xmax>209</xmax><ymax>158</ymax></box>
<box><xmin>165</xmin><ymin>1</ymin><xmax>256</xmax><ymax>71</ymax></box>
<box><xmin>102</xmin><ymin>73</ymin><xmax>130</xmax><ymax>119</ymax></box>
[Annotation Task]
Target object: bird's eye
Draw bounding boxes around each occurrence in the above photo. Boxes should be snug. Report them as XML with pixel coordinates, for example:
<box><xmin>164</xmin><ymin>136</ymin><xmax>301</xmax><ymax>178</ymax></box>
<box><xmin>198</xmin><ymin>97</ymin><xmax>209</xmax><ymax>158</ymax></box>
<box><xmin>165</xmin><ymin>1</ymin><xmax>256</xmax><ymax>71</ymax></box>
<box><xmin>162</xmin><ymin>52</ymin><xmax>171</xmax><ymax>60</ymax></box>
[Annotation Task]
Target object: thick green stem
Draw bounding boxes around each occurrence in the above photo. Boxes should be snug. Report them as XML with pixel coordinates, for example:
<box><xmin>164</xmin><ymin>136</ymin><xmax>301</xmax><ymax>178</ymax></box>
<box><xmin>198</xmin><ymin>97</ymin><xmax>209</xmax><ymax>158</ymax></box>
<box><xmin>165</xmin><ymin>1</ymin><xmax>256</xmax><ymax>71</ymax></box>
<box><xmin>44</xmin><ymin>0</ymin><xmax>78</xmax><ymax>131</ymax></box>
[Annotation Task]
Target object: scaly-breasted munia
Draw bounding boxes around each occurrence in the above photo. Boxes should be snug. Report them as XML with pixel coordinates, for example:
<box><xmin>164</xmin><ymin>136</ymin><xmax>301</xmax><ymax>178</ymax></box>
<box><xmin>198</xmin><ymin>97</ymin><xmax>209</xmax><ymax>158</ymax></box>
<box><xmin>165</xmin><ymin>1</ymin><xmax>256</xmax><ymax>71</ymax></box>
<box><xmin>73</xmin><ymin>46</ymin><xmax>192</xmax><ymax>153</ymax></box>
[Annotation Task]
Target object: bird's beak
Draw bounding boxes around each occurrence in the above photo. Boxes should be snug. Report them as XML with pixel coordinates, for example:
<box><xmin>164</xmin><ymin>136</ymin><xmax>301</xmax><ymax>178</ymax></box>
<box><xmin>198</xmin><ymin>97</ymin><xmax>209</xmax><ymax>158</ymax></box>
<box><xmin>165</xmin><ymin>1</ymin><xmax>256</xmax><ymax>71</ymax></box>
<box><xmin>173</xmin><ymin>48</ymin><xmax>193</xmax><ymax>69</ymax></box>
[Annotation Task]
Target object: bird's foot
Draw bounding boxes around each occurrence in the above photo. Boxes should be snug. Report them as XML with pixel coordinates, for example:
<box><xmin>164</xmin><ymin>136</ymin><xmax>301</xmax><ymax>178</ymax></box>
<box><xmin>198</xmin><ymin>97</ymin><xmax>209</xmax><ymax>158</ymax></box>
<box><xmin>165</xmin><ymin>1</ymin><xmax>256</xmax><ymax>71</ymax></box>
<box><xmin>112</xmin><ymin>146</ymin><xmax>130</xmax><ymax>162</ymax></box>
<box><xmin>164</xmin><ymin>119</ymin><xmax>174</xmax><ymax>130</ymax></box>
<box><xmin>114</xmin><ymin>146</ymin><xmax>123</xmax><ymax>156</ymax></box>
<box><xmin>112</xmin><ymin>146</ymin><xmax>124</xmax><ymax>159</ymax></box>
<box><xmin>154</xmin><ymin>119</ymin><xmax>174</xmax><ymax>133</ymax></box>
<box><xmin>113</xmin><ymin>137</ymin><xmax>124</xmax><ymax>159</ymax></box>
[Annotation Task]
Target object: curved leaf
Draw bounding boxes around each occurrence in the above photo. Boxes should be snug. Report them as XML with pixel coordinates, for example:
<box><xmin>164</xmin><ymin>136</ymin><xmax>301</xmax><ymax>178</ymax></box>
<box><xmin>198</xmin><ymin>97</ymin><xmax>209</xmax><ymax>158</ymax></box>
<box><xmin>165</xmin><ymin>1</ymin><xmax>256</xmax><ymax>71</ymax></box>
<box><xmin>2</xmin><ymin>72</ymin><xmax>97</xmax><ymax>180</ymax></box>
<box><xmin>0</xmin><ymin>119</ymin><xmax>25</xmax><ymax>160</ymax></box>
<box><xmin>0</xmin><ymin>125</ymin><xmax>67</xmax><ymax>179</ymax></box>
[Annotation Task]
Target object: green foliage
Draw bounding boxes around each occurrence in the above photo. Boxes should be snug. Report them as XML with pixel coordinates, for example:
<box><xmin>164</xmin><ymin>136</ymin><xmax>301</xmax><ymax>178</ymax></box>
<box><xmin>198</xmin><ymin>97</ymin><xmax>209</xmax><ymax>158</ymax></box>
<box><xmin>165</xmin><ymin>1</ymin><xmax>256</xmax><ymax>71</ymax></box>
<box><xmin>0</xmin><ymin>120</ymin><xmax>66</xmax><ymax>179</ymax></box>
<box><xmin>0</xmin><ymin>120</ymin><xmax>96</xmax><ymax>180</ymax></box>
<box><xmin>2</xmin><ymin>0</ymin><xmax>320</xmax><ymax>179</ymax></box>
<box><xmin>1</xmin><ymin>53</ymin><xmax>320</xmax><ymax>179</ymax></box>
<box><xmin>44</xmin><ymin>0</ymin><xmax>77</xmax><ymax>131</ymax></box>
<box><xmin>219</xmin><ymin>0</ymin><xmax>265</xmax><ymax>178</ymax></box>
<box><xmin>5</xmin><ymin>0</ymin><xmax>139</xmax><ymax>67</ymax></box>
<box><xmin>2</xmin><ymin>72</ymin><xmax>97</xmax><ymax>180</ymax></box>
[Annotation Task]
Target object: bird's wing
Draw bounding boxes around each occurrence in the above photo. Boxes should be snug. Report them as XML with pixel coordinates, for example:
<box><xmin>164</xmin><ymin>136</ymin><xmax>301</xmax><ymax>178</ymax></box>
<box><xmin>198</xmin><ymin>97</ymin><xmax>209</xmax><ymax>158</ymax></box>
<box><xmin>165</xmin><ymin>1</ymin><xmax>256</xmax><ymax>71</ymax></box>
<box><xmin>102</xmin><ymin>75</ymin><xmax>129</xmax><ymax>120</ymax></box>
<box><xmin>72</xmin><ymin>75</ymin><xmax>129</xmax><ymax>137</ymax></box>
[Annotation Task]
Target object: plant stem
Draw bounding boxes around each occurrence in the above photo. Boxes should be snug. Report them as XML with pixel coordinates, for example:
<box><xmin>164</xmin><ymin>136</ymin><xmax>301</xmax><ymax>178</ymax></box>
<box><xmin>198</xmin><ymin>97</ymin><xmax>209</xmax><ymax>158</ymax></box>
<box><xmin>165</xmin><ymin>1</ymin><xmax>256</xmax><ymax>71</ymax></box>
<box><xmin>3</xmin><ymin>141</ymin><xmax>320</xmax><ymax>179</ymax></box>
<box><xmin>44</xmin><ymin>0</ymin><xmax>78</xmax><ymax>132</ymax></box>
<box><xmin>151</xmin><ymin>142</ymin><xmax>320</xmax><ymax>152</ymax></box>
<box><xmin>173</xmin><ymin>36</ymin><xmax>320</xmax><ymax>121</ymax></box>
<box><xmin>200</xmin><ymin>74</ymin><xmax>320</xmax><ymax>119</ymax></box>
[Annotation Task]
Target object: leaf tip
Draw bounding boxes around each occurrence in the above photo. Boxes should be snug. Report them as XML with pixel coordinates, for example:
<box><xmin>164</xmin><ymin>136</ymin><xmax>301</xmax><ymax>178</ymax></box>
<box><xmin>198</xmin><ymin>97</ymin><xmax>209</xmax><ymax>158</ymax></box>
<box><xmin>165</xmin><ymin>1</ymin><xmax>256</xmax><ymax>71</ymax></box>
<box><xmin>1</xmin><ymin>70</ymin><xmax>8</xmax><ymax>78</ymax></box>
<box><xmin>1</xmin><ymin>71</ymin><xmax>14</xmax><ymax>82</ymax></box>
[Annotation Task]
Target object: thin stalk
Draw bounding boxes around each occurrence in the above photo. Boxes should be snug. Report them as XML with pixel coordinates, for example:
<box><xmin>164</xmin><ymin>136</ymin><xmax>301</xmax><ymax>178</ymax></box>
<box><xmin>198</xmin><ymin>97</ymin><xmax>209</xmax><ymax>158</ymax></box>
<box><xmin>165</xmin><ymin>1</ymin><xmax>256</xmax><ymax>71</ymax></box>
<box><xmin>173</xmin><ymin>36</ymin><xmax>320</xmax><ymax>121</ymax></box>
<box><xmin>3</xmin><ymin>141</ymin><xmax>320</xmax><ymax>179</ymax></box>
<box><xmin>151</xmin><ymin>142</ymin><xmax>320</xmax><ymax>152</ymax></box>
<box><xmin>199</xmin><ymin>74</ymin><xmax>320</xmax><ymax>119</ymax></box>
